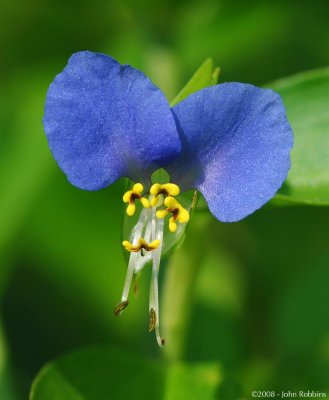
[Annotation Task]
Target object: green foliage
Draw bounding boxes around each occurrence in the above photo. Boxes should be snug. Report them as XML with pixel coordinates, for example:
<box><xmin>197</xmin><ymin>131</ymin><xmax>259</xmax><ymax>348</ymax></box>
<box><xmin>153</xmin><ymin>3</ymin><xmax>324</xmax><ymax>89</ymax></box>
<box><xmin>272</xmin><ymin>68</ymin><xmax>329</xmax><ymax>205</ymax></box>
<box><xmin>30</xmin><ymin>345</ymin><xmax>221</xmax><ymax>400</ymax></box>
<box><xmin>171</xmin><ymin>58</ymin><xmax>219</xmax><ymax>106</ymax></box>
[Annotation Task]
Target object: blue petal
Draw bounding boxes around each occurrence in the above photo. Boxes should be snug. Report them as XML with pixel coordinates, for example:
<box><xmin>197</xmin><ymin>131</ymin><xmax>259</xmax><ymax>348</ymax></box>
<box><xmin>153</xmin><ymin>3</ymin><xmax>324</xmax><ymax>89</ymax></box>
<box><xmin>43</xmin><ymin>51</ymin><xmax>180</xmax><ymax>190</ymax></box>
<box><xmin>168</xmin><ymin>83</ymin><xmax>293</xmax><ymax>222</ymax></box>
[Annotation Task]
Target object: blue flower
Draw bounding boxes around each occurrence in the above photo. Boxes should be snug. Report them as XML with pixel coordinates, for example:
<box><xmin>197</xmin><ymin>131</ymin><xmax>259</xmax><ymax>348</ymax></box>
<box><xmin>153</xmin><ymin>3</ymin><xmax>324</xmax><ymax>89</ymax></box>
<box><xmin>43</xmin><ymin>51</ymin><xmax>293</xmax><ymax>346</ymax></box>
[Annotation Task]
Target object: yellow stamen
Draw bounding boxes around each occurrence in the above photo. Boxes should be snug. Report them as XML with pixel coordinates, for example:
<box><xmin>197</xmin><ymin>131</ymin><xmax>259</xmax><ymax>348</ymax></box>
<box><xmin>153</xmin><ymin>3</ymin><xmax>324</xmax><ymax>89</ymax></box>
<box><xmin>123</xmin><ymin>183</ymin><xmax>150</xmax><ymax>216</ymax></box>
<box><xmin>156</xmin><ymin>196</ymin><xmax>190</xmax><ymax>232</ymax></box>
<box><xmin>122</xmin><ymin>238</ymin><xmax>160</xmax><ymax>253</ymax></box>
<box><xmin>150</xmin><ymin>183</ymin><xmax>180</xmax><ymax>207</ymax></box>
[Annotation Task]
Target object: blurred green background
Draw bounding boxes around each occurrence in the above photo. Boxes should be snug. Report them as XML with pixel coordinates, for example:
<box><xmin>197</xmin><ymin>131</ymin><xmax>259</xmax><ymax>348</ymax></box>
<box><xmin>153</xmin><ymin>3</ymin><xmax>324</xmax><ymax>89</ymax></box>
<box><xmin>1</xmin><ymin>0</ymin><xmax>329</xmax><ymax>399</ymax></box>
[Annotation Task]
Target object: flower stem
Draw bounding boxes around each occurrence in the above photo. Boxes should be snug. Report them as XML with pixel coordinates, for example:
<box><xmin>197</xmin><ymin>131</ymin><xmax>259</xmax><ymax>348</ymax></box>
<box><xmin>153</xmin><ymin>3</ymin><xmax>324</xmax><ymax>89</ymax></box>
<box><xmin>161</xmin><ymin>214</ymin><xmax>211</xmax><ymax>361</ymax></box>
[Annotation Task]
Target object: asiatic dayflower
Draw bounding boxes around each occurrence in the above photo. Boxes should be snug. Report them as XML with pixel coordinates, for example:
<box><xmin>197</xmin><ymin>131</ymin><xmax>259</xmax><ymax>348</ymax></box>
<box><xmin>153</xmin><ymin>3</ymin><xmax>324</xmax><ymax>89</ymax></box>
<box><xmin>43</xmin><ymin>51</ymin><xmax>293</xmax><ymax>346</ymax></box>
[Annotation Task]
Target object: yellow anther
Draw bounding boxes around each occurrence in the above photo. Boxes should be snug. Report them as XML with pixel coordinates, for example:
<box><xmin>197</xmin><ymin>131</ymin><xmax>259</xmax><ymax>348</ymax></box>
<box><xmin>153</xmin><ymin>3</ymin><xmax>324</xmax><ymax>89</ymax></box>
<box><xmin>123</xmin><ymin>183</ymin><xmax>150</xmax><ymax>216</ymax></box>
<box><xmin>150</xmin><ymin>183</ymin><xmax>180</xmax><ymax>207</ymax></box>
<box><xmin>169</xmin><ymin>217</ymin><xmax>177</xmax><ymax>233</ymax></box>
<box><xmin>122</xmin><ymin>238</ymin><xmax>160</xmax><ymax>253</ymax></box>
<box><xmin>156</xmin><ymin>209</ymin><xmax>169</xmax><ymax>219</ymax></box>
<box><xmin>114</xmin><ymin>301</ymin><xmax>129</xmax><ymax>316</ymax></box>
<box><xmin>156</xmin><ymin>196</ymin><xmax>190</xmax><ymax>232</ymax></box>
<box><xmin>149</xmin><ymin>308</ymin><xmax>156</xmax><ymax>332</ymax></box>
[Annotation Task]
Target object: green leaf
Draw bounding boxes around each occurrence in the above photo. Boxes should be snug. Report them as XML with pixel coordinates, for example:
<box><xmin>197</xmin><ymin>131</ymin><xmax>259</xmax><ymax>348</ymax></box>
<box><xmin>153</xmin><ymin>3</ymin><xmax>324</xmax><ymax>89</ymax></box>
<box><xmin>171</xmin><ymin>58</ymin><xmax>220</xmax><ymax>106</ymax></box>
<box><xmin>270</xmin><ymin>67</ymin><xmax>329</xmax><ymax>205</ymax></box>
<box><xmin>30</xmin><ymin>345</ymin><xmax>221</xmax><ymax>400</ymax></box>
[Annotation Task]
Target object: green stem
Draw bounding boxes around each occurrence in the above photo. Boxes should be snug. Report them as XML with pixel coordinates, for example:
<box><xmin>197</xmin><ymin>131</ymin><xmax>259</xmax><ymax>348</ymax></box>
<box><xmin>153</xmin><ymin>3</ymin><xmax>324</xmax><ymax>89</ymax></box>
<box><xmin>161</xmin><ymin>214</ymin><xmax>211</xmax><ymax>361</ymax></box>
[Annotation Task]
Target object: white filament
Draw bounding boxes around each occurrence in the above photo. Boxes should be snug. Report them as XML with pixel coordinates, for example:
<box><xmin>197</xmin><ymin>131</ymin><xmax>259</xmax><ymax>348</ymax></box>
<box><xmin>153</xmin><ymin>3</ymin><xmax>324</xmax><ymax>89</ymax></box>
<box><xmin>121</xmin><ymin>207</ymin><xmax>148</xmax><ymax>302</ymax></box>
<box><xmin>149</xmin><ymin>207</ymin><xmax>164</xmax><ymax>346</ymax></box>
